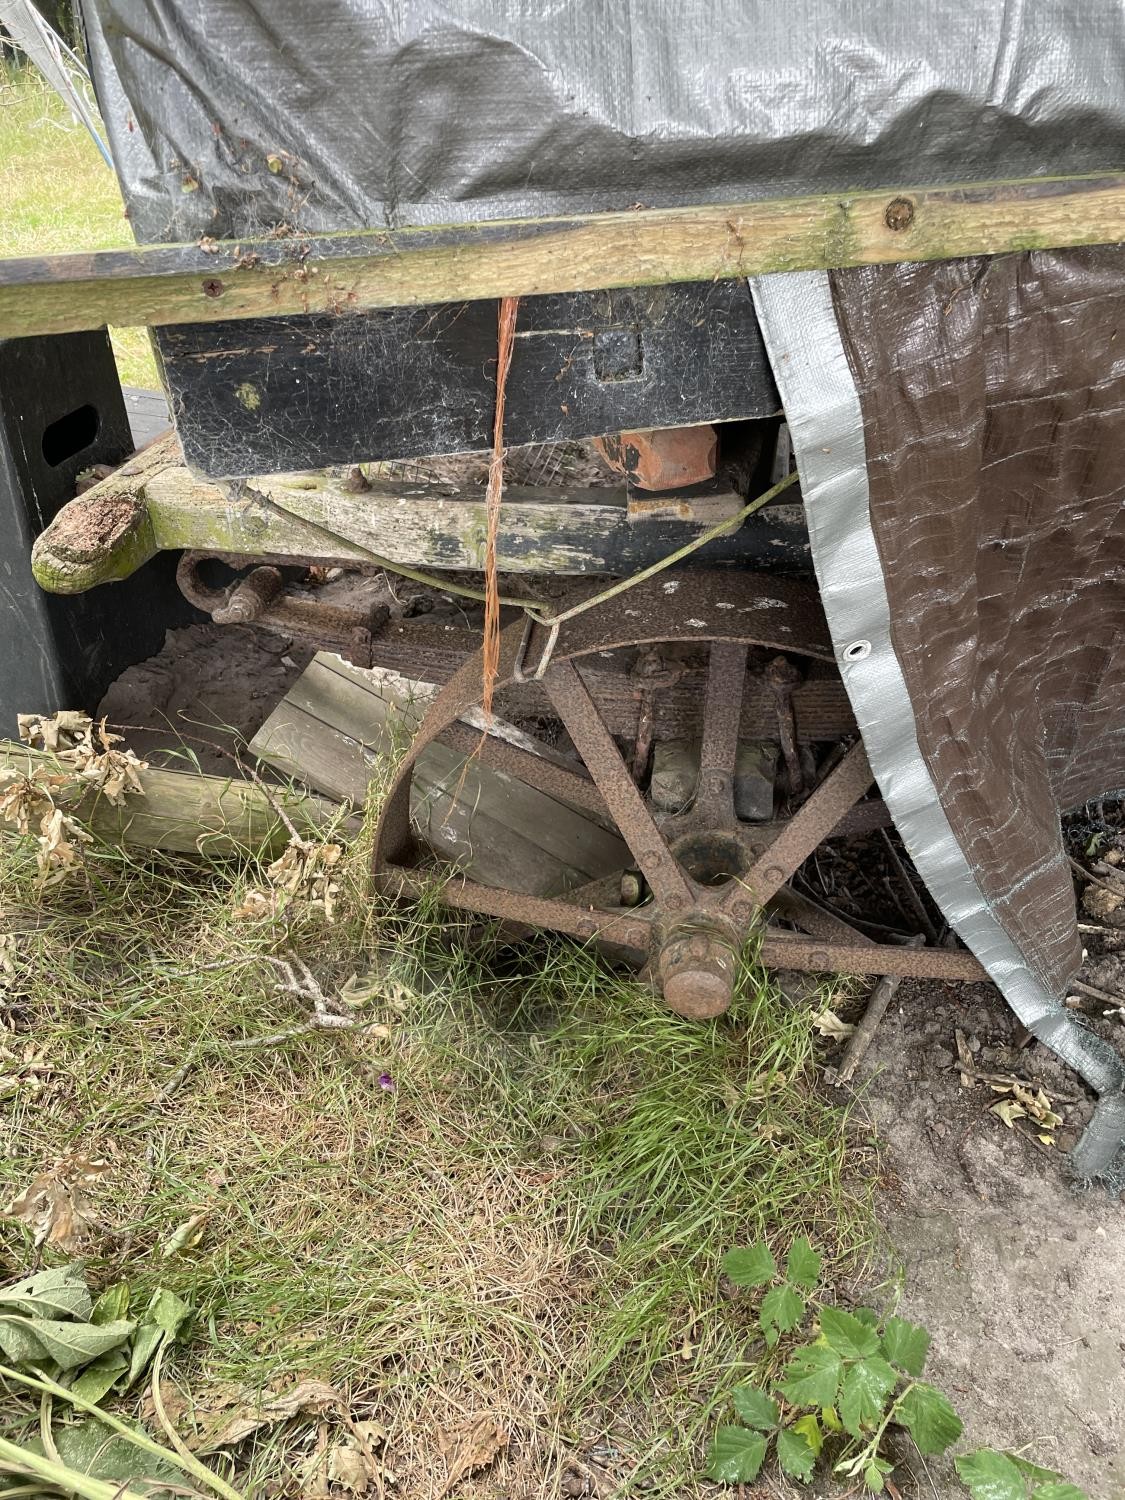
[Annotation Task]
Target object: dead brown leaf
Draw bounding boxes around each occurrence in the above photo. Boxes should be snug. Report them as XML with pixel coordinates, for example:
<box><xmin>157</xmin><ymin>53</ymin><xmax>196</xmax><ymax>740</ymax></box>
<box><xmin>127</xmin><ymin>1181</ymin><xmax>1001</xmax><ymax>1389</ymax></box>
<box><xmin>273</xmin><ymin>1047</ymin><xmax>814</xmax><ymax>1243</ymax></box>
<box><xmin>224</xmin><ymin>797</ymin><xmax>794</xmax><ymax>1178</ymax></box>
<box><xmin>328</xmin><ymin>1422</ymin><xmax>386</xmax><ymax>1496</ymax></box>
<box><xmin>436</xmin><ymin>1415</ymin><xmax>508</xmax><ymax>1498</ymax></box>
<box><xmin>813</xmin><ymin>1009</ymin><xmax>854</xmax><ymax>1040</ymax></box>
<box><xmin>19</xmin><ymin>712</ymin><xmax>148</xmax><ymax>806</ymax></box>
<box><xmin>194</xmin><ymin>1377</ymin><xmax>341</xmax><ymax>1453</ymax></box>
<box><xmin>5</xmin><ymin>1154</ymin><xmax>110</xmax><ymax>1252</ymax></box>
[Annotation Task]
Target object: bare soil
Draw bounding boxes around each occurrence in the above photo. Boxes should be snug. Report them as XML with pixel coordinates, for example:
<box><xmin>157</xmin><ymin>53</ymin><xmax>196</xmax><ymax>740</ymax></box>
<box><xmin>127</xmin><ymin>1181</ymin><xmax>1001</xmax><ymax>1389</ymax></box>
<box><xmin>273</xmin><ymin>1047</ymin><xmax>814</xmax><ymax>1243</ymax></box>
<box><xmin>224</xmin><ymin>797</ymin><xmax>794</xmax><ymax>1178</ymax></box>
<box><xmin>854</xmin><ymin>977</ymin><xmax>1125</xmax><ymax>1498</ymax></box>
<box><xmin>97</xmin><ymin>621</ymin><xmax>309</xmax><ymax>773</ymax></box>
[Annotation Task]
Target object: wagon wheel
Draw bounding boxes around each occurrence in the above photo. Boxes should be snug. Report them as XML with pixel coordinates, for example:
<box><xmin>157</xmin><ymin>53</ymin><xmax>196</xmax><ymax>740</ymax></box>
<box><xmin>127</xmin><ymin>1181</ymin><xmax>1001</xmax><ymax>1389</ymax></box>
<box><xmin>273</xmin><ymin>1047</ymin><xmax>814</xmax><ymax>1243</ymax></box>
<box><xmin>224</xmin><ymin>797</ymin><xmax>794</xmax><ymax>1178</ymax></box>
<box><xmin>371</xmin><ymin>570</ymin><xmax>986</xmax><ymax>1016</ymax></box>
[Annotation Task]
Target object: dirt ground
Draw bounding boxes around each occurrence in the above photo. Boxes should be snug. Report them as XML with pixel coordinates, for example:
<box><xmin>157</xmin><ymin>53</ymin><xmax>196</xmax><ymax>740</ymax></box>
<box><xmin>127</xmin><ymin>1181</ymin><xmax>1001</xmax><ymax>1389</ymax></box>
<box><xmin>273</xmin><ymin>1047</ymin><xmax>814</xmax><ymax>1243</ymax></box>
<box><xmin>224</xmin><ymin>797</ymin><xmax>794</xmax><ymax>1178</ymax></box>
<box><xmin>96</xmin><ymin>622</ymin><xmax>1125</xmax><ymax>1499</ymax></box>
<box><xmin>854</xmin><ymin>979</ymin><xmax>1125</xmax><ymax>1499</ymax></box>
<box><xmin>97</xmin><ymin>622</ymin><xmax>310</xmax><ymax>773</ymax></box>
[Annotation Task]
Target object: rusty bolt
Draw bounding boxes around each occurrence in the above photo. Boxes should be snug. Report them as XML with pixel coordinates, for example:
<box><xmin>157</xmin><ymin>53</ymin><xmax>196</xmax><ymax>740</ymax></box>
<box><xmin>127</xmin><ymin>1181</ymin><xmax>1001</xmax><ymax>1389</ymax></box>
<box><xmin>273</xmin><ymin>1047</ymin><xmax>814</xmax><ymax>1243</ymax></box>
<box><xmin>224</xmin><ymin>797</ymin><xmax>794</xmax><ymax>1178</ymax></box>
<box><xmin>620</xmin><ymin>870</ymin><xmax>645</xmax><ymax>907</ymax></box>
<box><xmin>763</xmin><ymin>865</ymin><xmax>785</xmax><ymax>884</ymax></box>
<box><xmin>202</xmin><ymin>278</ymin><xmax>225</xmax><ymax>297</ymax></box>
<box><xmin>883</xmin><ymin>197</ymin><xmax>915</xmax><ymax>232</ymax></box>
<box><xmin>809</xmin><ymin>950</ymin><xmax>830</xmax><ymax>969</ymax></box>
<box><xmin>577</xmin><ymin>918</ymin><xmax>595</xmax><ymax>937</ymax></box>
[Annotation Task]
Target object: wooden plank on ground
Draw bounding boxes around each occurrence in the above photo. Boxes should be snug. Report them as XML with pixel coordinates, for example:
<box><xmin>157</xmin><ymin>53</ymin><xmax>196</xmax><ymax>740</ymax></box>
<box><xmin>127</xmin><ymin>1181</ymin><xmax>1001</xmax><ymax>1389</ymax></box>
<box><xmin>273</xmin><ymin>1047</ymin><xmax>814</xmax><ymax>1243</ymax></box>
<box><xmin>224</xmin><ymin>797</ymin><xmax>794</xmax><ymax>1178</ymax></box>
<box><xmin>0</xmin><ymin>742</ymin><xmax>346</xmax><ymax>857</ymax></box>
<box><xmin>250</xmin><ymin>653</ymin><xmax>629</xmax><ymax>898</ymax></box>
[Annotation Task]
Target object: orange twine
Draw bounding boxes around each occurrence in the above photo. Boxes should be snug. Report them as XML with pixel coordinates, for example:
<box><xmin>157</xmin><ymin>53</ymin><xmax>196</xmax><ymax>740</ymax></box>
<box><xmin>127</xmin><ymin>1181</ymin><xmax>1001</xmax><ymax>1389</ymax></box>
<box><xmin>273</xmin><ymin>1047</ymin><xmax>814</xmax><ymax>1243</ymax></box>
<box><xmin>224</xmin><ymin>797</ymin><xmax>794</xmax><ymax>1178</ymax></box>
<box><xmin>481</xmin><ymin>296</ymin><xmax>519</xmax><ymax>719</ymax></box>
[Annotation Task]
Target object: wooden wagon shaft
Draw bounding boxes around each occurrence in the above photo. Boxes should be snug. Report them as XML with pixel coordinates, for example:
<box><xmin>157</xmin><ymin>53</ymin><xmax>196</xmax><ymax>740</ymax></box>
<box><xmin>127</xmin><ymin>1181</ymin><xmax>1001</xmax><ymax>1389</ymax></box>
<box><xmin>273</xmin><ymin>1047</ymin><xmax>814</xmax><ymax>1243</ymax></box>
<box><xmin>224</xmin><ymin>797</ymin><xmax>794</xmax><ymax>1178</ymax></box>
<box><xmin>2</xmin><ymin>173</ymin><xmax>1125</xmax><ymax>337</ymax></box>
<box><xmin>30</xmin><ymin>433</ymin><xmax>810</xmax><ymax>592</ymax></box>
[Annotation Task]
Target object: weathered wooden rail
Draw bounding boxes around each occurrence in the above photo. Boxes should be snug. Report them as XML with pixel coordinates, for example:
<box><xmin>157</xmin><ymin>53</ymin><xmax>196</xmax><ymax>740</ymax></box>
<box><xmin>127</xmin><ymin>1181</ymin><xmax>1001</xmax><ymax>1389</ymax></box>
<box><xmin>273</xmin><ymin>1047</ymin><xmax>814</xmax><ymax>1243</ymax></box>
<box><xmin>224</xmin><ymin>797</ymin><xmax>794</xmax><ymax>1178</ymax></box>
<box><xmin>2</xmin><ymin>173</ymin><xmax>1124</xmax><ymax>337</ymax></box>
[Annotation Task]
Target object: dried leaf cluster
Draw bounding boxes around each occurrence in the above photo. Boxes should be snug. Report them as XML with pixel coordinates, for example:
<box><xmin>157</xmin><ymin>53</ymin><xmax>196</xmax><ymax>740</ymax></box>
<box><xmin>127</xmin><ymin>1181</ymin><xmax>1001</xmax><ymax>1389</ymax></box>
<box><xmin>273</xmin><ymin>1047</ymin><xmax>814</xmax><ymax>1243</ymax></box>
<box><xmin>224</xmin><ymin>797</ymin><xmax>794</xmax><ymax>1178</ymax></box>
<box><xmin>4</xmin><ymin>1152</ymin><xmax>110</xmax><ymax>1252</ymax></box>
<box><xmin>19</xmin><ymin>710</ymin><xmax>148</xmax><ymax>802</ymax></box>
<box><xmin>233</xmin><ymin>835</ymin><xmax>342</xmax><ymax>922</ymax></box>
<box><xmin>0</xmin><ymin>712</ymin><xmax>148</xmax><ymax>885</ymax></box>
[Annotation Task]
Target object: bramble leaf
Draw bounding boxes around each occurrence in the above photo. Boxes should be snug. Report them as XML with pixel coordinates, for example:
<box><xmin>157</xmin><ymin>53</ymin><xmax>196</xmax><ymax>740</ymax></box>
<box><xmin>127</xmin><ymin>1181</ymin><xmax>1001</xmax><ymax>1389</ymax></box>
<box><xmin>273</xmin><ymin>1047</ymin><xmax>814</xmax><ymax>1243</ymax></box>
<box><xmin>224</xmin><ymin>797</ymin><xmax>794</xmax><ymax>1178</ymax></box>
<box><xmin>723</xmin><ymin>1243</ymin><xmax>776</xmax><ymax>1288</ymax></box>
<box><xmin>731</xmin><ymin>1385</ymin><xmax>778</xmax><ymax>1431</ymax></box>
<box><xmin>864</xmin><ymin>1457</ymin><xmax>893</xmax><ymax>1491</ymax></box>
<box><xmin>1031</xmin><ymin>1486</ymin><xmax>1087</xmax><ymax>1500</ymax></box>
<box><xmin>853</xmin><ymin>1307</ymin><xmax>880</xmax><ymax>1327</ymax></box>
<box><xmin>778</xmin><ymin>1345</ymin><xmax>842</xmax><ymax>1408</ymax></box>
<box><xmin>777</xmin><ymin>1426</ymin><xmax>816</xmax><ymax>1481</ymax></box>
<box><xmin>955</xmin><ymin>1450</ymin><xmax>1027</xmax><ymax>1500</ymax></box>
<box><xmin>1008</xmin><ymin>1455</ymin><xmax>1063</xmax><ymax>1484</ymax></box>
<box><xmin>785</xmin><ymin>1237</ymin><xmax>822</xmax><ymax>1291</ymax></box>
<box><xmin>881</xmin><ymin>1315</ymin><xmax>930</xmax><ymax>1376</ymax></box>
<box><xmin>819</xmin><ymin>1306</ymin><xmax>881</xmax><ymax>1359</ymax></box>
<box><xmin>704</xmin><ymin>1426</ymin><xmax>768</xmax><ymax>1483</ymax></box>
<box><xmin>838</xmin><ymin>1355</ymin><xmax>897</xmax><ymax>1438</ymax></box>
<box><xmin>761</xmin><ymin>1285</ymin><xmax>805</xmax><ymax>1337</ymax></box>
<box><xmin>791</xmin><ymin>1413</ymin><xmax>823</xmax><ymax>1456</ymax></box>
<box><xmin>898</xmin><ymin>1382</ymin><xmax>962</xmax><ymax>1455</ymax></box>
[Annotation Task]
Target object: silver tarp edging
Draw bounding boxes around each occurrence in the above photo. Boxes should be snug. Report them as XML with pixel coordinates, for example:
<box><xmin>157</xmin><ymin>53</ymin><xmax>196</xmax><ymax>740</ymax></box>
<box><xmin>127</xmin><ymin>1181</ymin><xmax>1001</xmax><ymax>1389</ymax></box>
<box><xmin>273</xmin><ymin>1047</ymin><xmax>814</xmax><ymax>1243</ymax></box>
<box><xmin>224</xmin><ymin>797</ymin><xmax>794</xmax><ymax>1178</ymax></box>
<box><xmin>748</xmin><ymin>270</ymin><xmax>1125</xmax><ymax>1186</ymax></box>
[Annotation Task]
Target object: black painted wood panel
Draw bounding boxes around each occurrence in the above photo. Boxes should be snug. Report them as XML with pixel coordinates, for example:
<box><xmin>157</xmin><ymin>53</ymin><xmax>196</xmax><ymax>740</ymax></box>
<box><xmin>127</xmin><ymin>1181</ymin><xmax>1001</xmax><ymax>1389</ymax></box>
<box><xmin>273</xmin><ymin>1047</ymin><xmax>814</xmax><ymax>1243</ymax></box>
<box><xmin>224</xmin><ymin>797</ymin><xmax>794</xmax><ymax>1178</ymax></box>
<box><xmin>158</xmin><ymin>280</ymin><xmax>780</xmax><ymax>479</ymax></box>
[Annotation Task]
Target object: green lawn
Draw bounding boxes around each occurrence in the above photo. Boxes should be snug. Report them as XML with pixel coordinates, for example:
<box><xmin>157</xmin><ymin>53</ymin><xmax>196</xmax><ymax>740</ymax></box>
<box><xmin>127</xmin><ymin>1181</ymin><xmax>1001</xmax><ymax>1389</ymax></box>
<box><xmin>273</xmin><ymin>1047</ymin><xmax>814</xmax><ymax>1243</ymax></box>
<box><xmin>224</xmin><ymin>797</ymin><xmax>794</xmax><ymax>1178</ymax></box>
<box><xmin>0</xmin><ymin>67</ymin><xmax>158</xmax><ymax>386</ymax></box>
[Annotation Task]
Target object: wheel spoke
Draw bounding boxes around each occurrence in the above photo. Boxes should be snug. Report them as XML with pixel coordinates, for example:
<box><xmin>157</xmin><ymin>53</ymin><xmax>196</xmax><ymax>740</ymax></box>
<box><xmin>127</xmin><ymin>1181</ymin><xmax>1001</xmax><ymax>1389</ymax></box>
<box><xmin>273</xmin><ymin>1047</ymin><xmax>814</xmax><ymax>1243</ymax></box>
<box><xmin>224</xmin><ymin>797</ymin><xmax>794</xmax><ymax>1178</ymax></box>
<box><xmin>723</xmin><ymin>739</ymin><xmax>874</xmax><ymax>912</ymax></box>
<box><xmin>543</xmin><ymin>660</ymin><xmax>694</xmax><ymax>914</ymax></box>
<box><xmin>693</xmin><ymin>640</ymin><xmax>749</xmax><ymax>828</ymax></box>
<box><xmin>759</xmin><ymin>931</ymin><xmax>986</xmax><ymax>982</ymax></box>
<box><xmin>376</xmin><ymin>866</ymin><xmax>655</xmax><ymax>954</ymax></box>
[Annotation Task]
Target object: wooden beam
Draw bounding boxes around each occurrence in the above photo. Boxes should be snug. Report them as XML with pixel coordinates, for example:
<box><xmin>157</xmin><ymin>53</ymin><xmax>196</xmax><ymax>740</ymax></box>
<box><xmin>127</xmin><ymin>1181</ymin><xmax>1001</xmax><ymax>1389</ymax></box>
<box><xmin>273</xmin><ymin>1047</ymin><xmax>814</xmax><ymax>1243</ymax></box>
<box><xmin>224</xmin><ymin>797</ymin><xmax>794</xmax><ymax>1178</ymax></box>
<box><xmin>0</xmin><ymin>741</ymin><xmax>346</xmax><ymax>856</ymax></box>
<box><xmin>2</xmin><ymin>173</ymin><xmax>1124</xmax><ymax>338</ymax></box>
<box><xmin>30</xmin><ymin>435</ymin><xmax>810</xmax><ymax>592</ymax></box>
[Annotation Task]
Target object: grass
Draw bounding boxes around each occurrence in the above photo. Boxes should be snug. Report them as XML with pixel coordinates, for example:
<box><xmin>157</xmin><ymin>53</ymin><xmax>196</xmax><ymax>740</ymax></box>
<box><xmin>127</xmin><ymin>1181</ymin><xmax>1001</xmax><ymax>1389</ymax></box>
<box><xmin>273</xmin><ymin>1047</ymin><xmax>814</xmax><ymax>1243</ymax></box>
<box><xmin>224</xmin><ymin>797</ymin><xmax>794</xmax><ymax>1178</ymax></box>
<box><xmin>0</xmin><ymin>805</ymin><xmax>876</xmax><ymax>1497</ymax></box>
<box><xmin>0</xmin><ymin>66</ymin><xmax>158</xmax><ymax>387</ymax></box>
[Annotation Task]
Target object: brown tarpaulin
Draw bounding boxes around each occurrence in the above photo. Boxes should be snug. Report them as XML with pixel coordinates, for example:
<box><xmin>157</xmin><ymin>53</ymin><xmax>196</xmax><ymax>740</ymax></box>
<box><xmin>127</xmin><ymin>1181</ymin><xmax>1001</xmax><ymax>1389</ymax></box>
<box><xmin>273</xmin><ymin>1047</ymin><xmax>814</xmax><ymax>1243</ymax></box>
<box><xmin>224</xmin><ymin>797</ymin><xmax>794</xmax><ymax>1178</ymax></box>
<box><xmin>831</xmin><ymin>250</ymin><xmax>1125</xmax><ymax>1001</ymax></box>
<box><xmin>753</xmin><ymin>251</ymin><xmax>1125</xmax><ymax>1180</ymax></box>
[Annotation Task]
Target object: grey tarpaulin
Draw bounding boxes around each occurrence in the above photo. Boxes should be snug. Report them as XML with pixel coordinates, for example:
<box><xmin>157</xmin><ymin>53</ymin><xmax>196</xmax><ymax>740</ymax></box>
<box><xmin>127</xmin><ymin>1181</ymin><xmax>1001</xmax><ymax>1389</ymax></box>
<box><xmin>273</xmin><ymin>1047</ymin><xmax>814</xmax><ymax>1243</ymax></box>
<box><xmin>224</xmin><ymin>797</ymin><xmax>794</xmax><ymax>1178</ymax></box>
<box><xmin>81</xmin><ymin>0</ymin><xmax>1125</xmax><ymax>245</ymax></box>
<box><xmin>751</xmin><ymin>265</ymin><xmax>1125</xmax><ymax>1184</ymax></box>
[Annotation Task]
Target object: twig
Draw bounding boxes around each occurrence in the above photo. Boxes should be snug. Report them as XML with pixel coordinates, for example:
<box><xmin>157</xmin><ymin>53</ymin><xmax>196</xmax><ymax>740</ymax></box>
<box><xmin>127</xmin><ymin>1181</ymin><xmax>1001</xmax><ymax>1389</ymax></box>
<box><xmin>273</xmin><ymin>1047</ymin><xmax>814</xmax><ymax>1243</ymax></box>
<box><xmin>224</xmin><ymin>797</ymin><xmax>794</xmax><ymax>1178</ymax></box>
<box><xmin>158</xmin><ymin>956</ymin><xmax>377</xmax><ymax>1097</ymax></box>
<box><xmin>1068</xmin><ymin>855</ymin><xmax>1124</xmax><ymax>897</ymax></box>
<box><xmin>879</xmin><ymin>831</ymin><xmax>939</xmax><ymax>943</ymax></box>
<box><xmin>1070</xmin><ymin>977</ymin><xmax>1125</xmax><ymax>1007</ymax></box>
<box><xmin>835</xmin><ymin>936</ymin><xmax>925</xmax><ymax>1085</ymax></box>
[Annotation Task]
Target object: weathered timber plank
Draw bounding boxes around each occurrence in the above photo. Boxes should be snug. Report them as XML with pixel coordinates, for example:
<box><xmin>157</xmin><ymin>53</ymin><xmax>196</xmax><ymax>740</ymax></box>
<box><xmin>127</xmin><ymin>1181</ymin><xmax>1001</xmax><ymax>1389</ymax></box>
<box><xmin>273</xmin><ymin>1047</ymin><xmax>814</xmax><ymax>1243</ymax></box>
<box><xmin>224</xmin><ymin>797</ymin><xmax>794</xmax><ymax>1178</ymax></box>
<box><xmin>250</xmin><ymin>655</ymin><xmax>629</xmax><ymax>896</ymax></box>
<box><xmin>32</xmin><ymin>445</ymin><xmax>811</xmax><ymax>593</ymax></box>
<box><xmin>0</xmin><ymin>741</ymin><xmax>344</xmax><ymax>856</ymax></box>
<box><xmin>158</xmin><ymin>281</ymin><xmax>778</xmax><ymax>475</ymax></box>
<box><xmin>357</xmin><ymin>623</ymin><xmax>858</xmax><ymax>743</ymax></box>
<box><xmin>285</xmin><ymin>658</ymin><xmax>623</xmax><ymax>872</ymax></box>
<box><xmin>2</xmin><ymin>173</ymin><xmax>1124</xmax><ymax>337</ymax></box>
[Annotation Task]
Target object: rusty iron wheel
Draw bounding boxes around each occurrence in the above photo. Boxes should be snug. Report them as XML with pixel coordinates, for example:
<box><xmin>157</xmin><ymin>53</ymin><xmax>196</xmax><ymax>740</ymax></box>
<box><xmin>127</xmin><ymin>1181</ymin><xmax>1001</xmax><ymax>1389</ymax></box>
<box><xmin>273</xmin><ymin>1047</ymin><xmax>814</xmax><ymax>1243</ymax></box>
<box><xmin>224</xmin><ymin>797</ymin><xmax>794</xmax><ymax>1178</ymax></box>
<box><xmin>371</xmin><ymin>569</ymin><xmax>986</xmax><ymax>1016</ymax></box>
